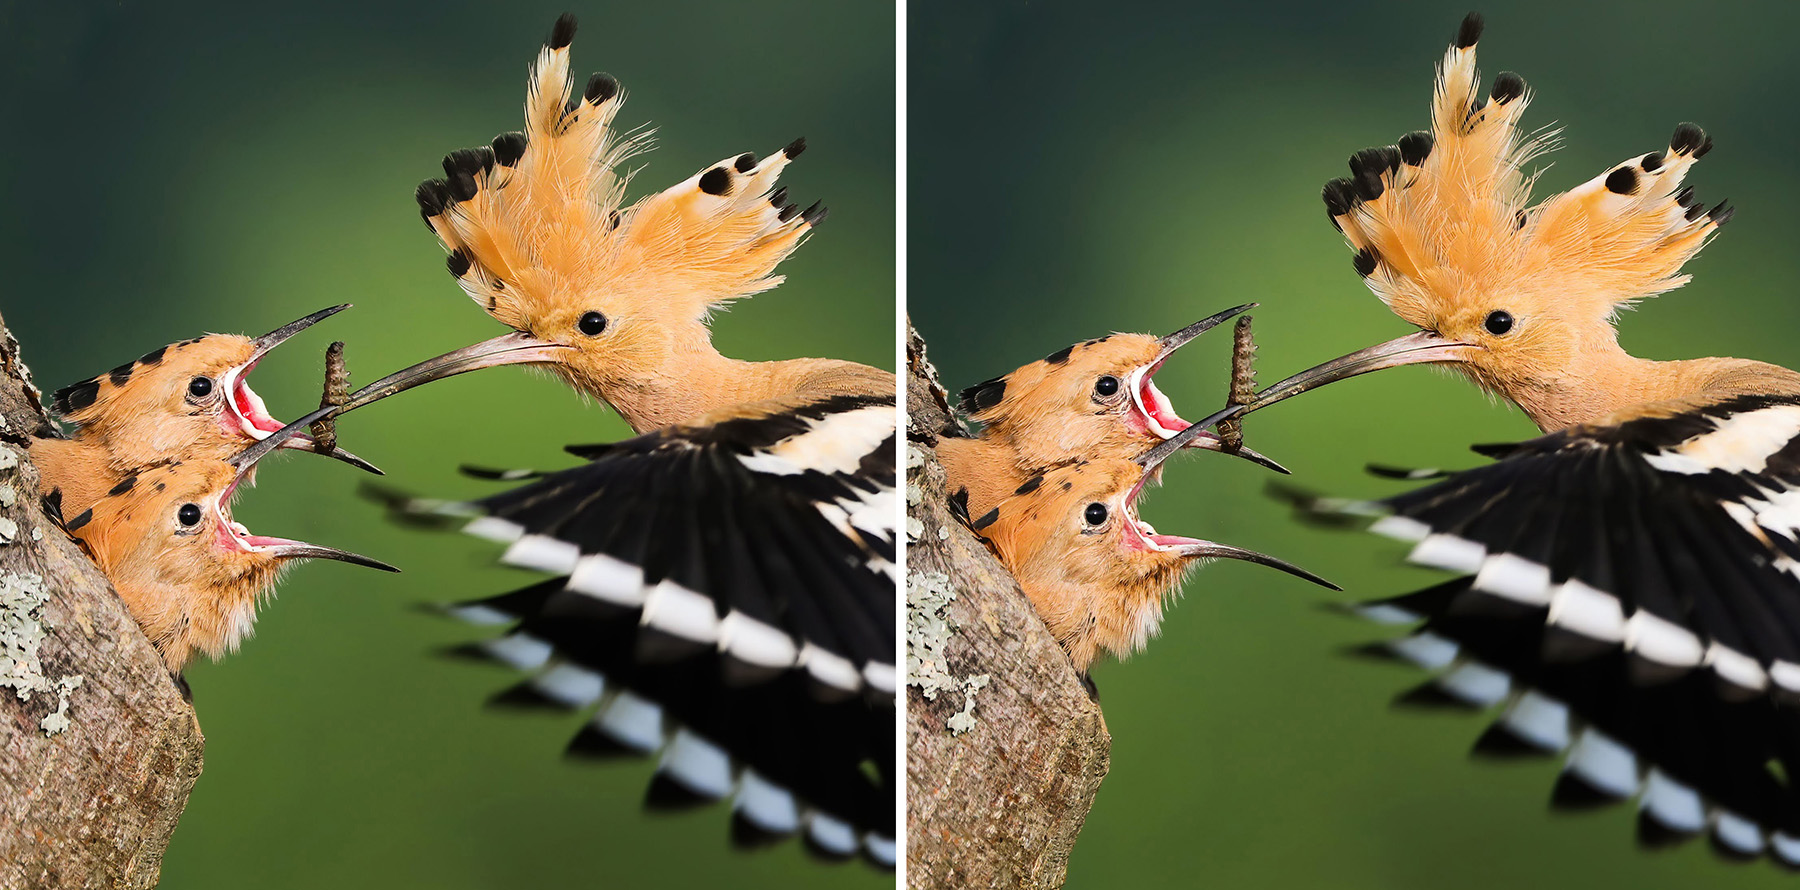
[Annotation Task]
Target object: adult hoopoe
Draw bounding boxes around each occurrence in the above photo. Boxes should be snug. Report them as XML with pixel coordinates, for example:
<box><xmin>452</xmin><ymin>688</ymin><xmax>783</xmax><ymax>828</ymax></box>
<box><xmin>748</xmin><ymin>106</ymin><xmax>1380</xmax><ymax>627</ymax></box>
<box><xmin>30</xmin><ymin>305</ymin><xmax>377</xmax><ymax>517</ymax></box>
<box><xmin>1237</xmin><ymin>13</ymin><xmax>1800</xmax><ymax>863</ymax></box>
<box><xmin>64</xmin><ymin>419</ymin><xmax>396</xmax><ymax>675</ymax></box>
<box><xmin>977</xmin><ymin>415</ymin><xmax>1336</xmax><ymax>671</ymax></box>
<box><xmin>270</xmin><ymin>14</ymin><xmax>895</xmax><ymax>863</ymax></box>
<box><xmin>938</xmin><ymin>304</ymin><xmax>1283</xmax><ymax>527</ymax></box>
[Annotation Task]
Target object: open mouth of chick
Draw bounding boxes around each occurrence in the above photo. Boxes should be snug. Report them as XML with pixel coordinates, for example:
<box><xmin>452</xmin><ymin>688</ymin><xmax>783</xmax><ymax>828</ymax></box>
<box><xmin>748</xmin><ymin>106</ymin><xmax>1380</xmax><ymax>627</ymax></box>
<box><xmin>1124</xmin><ymin>359</ymin><xmax>1224</xmax><ymax>448</ymax></box>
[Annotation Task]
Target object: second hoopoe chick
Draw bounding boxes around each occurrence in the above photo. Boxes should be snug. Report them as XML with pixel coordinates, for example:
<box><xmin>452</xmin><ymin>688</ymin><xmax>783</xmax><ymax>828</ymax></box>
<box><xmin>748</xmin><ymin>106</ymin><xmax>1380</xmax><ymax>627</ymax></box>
<box><xmin>68</xmin><ymin>422</ymin><xmax>396</xmax><ymax>674</ymax></box>
<box><xmin>939</xmin><ymin>305</ymin><xmax>1283</xmax><ymax>526</ymax></box>
<box><xmin>980</xmin><ymin>416</ymin><xmax>1336</xmax><ymax>671</ymax></box>
<box><xmin>30</xmin><ymin>306</ymin><xmax>376</xmax><ymax>517</ymax></box>
<box><xmin>1231</xmin><ymin>13</ymin><xmax>1800</xmax><ymax>862</ymax></box>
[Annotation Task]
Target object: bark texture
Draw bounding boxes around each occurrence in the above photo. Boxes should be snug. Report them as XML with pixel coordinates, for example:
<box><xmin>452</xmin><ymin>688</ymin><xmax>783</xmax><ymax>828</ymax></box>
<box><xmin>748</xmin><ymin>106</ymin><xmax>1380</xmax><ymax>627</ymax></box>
<box><xmin>0</xmin><ymin>311</ymin><xmax>204</xmax><ymax>890</ymax></box>
<box><xmin>905</xmin><ymin>320</ymin><xmax>1110</xmax><ymax>890</ymax></box>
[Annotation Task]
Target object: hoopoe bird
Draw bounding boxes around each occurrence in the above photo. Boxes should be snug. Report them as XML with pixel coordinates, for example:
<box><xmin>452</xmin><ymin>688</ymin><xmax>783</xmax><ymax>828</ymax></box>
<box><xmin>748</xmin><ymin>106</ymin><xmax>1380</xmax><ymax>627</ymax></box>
<box><xmin>30</xmin><ymin>305</ymin><xmax>377</xmax><ymax>518</ymax></box>
<box><xmin>938</xmin><ymin>304</ymin><xmax>1284</xmax><ymax>528</ymax></box>
<box><xmin>1238</xmin><ymin>13</ymin><xmax>1800</xmax><ymax>863</ymax></box>
<box><xmin>64</xmin><ymin>419</ymin><xmax>396</xmax><ymax>674</ymax></box>
<box><xmin>273</xmin><ymin>14</ymin><xmax>895</xmax><ymax>863</ymax></box>
<box><xmin>977</xmin><ymin>416</ymin><xmax>1336</xmax><ymax>671</ymax></box>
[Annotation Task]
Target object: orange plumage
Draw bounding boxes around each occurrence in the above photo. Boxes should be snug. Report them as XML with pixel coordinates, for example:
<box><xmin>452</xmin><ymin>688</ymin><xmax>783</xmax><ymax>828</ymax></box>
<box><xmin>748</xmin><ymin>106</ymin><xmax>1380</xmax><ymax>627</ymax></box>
<box><xmin>404</xmin><ymin>20</ymin><xmax>886</xmax><ymax>430</ymax></box>
<box><xmin>1280</xmin><ymin>13</ymin><xmax>1800</xmax><ymax>431</ymax></box>
<box><xmin>68</xmin><ymin>438</ymin><xmax>394</xmax><ymax>674</ymax></box>
<box><xmin>30</xmin><ymin>306</ymin><xmax>372</xmax><ymax>517</ymax></box>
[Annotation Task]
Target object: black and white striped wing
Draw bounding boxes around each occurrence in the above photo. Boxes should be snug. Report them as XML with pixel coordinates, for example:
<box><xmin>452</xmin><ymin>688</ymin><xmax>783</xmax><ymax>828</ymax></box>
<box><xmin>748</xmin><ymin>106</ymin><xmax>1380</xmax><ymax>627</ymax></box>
<box><xmin>1336</xmin><ymin>394</ymin><xmax>1800</xmax><ymax>862</ymax></box>
<box><xmin>398</xmin><ymin>392</ymin><xmax>896</xmax><ymax>863</ymax></box>
<box><xmin>462</xmin><ymin>393</ymin><xmax>897</xmax><ymax>696</ymax></box>
<box><xmin>448</xmin><ymin>579</ymin><xmax>894</xmax><ymax>864</ymax></box>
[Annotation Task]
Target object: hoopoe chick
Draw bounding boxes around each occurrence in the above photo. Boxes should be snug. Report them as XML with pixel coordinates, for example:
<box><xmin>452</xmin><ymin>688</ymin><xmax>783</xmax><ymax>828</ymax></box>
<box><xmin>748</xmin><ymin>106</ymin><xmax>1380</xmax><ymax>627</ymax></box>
<box><xmin>939</xmin><ymin>305</ymin><xmax>1284</xmax><ymax>525</ymax></box>
<box><xmin>68</xmin><ymin>427</ymin><xmax>396</xmax><ymax>673</ymax></box>
<box><xmin>1237</xmin><ymin>14</ymin><xmax>1800</xmax><ymax>861</ymax></box>
<box><xmin>31</xmin><ymin>306</ymin><xmax>376</xmax><ymax>517</ymax></box>
<box><xmin>980</xmin><ymin>420</ymin><xmax>1336</xmax><ymax>671</ymax></box>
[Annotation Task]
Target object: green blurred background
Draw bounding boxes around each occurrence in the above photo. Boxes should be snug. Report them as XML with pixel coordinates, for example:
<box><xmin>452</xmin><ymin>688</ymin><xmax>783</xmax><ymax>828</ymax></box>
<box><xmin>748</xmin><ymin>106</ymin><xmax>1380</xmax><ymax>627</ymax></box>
<box><xmin>913</xmin><ymin>1</ymin><xmax>1800</xmax><ymax>887</ymax></box>
<box><xmin>1</xmin><ymin>1</ymin><xmax>892</xmax><ymax>887</ymax></box>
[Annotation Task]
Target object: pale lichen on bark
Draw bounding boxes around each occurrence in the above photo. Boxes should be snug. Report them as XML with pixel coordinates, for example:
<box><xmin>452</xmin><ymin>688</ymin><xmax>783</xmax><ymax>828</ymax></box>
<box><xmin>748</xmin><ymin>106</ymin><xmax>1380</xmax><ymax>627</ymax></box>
<box><xmin>906</xmin><ymin>320</ymin><xmax>1111</xmax><ymax>889</ymax></box>
<box><xmin>0</xmin><ymin>566</ymin><xmax>83</xmax><ymax>735</ymax></box>
<box><xmin>0</xmin><ymin>310</ymin><xmax>203</xmax><ymax>890</ymax></box>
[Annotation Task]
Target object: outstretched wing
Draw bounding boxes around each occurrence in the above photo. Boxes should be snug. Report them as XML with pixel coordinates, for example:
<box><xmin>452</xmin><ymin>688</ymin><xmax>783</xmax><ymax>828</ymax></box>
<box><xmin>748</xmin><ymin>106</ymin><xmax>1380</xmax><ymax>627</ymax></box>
<box><xmin>381</xmin><ymin>391</ymin><xmax>896</xmax><ymax>863</ymax></box>
<box><xmin>463</xmin><ymin>392</ymin><xmax>897</xmax><ymax>696</ymax></box>
<box><xmin>445</xmin><ymin>579</ymin><xmax>894</xmax><ymax>865</ymax></box>
<box><xmin>1320</xmin><ymin>393</ymin><xmax>1800</xmax><ymax>862</ymax></box>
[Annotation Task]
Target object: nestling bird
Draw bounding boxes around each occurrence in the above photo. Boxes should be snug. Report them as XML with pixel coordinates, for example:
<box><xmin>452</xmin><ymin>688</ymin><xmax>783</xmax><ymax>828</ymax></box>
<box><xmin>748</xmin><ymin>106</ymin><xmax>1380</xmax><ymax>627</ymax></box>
<box><xmin>270</xmin><ymin>14</ymin><xmax>896</xmax><ymax>862</ymax></box>
<box><xmin>67</xmin><ymin>420</ymin><xmax>396</xmax><ymax>674</ymax></box>
<box><xmin>977</xmin><ymin>413</ymin><xmax>1336</xmax><ymax>671</ymax></box>
<box><xmin>1237</xmin><ymin>13</ymin><xmax>1800</xmax><ymax>862</ymax></box>
<box><xmin>939</xmin><ymin>304</ymin><xmax>1285</xmax><ymax>525</ymax></box>
<box><xmin>30</xmin><ymin>305</ymin><xmax>377</xmax><ymax>517</ymax></box>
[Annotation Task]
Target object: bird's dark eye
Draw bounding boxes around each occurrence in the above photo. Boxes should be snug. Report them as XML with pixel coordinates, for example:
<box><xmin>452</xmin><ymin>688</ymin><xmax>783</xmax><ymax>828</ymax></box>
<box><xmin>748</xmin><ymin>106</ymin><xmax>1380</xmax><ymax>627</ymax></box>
<box><xmin>1094</xmin><ymin>376</ymin><xmax>1120</xmax><ymax>398</ymax></box>
<box><xmin>177</xmin><ymin>503</ymin><xmax>202</xmax><ymax>527</ymax></box>
<box><xmin>188</xmin><ymin>376</ymin><xmax>214</xmax><ymax>398</ymax></box>
<box><xmin>1484</xmin><ymin>310</ymin><xmax>1515</xmax><ymax>336</ymax></box>
<box><xmin>577</xmin><ymin>311</ymin><xmax>608</xmax><ymax>336</ymax></box>
<box><xmin>1083</xmin><ymin>503</ymin><xmax>1108</xmax><ymax>526</ymax></box>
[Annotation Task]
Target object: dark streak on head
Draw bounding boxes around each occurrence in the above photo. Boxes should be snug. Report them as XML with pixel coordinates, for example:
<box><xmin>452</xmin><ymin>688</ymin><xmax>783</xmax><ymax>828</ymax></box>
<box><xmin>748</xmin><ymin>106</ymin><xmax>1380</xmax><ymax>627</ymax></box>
<box><xmin>1044</xmin><ymin>345</ymin><xmax>1074</xmax><ymax>365</ymax></box>
<box><xmin>1455</xmin><ymin>12</ymin><xmax>1484</xmax><ymax>49</ymax></box>
<box><xmin>54</xmin><ymin>380</ymin><xmax>100</xmax><ymax>416</ymax></box>
<box><xmin>584</xmin><ymin>72</ymin><xmax>619</xmax><ymax>104</ymax></box>
<box><xmin>957</xmin><ymin>376</ymin><xmax>1008</xmax><ymax>416</ymax></box>
<box><xmin>1604</xmin><ymin>166</ymin><xmax>1639</xmax><ymax>195</ymax></box>
<box><xmin>697</xmin><ymin>167</ymin><xmax>732</xmax><ymax>196</ymax></box>
<box><xmin>547</xmin><ymin>13</ymin><xmax>577</xmax><ymax>49</ymax></box>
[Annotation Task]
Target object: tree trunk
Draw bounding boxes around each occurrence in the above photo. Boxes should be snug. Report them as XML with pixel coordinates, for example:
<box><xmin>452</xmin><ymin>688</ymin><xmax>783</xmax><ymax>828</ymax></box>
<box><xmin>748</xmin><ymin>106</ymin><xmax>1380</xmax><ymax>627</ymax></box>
<box><xmin>0</xmin><ymin>311</ymin><xmax>203</xmax><ymax>890</ymax></box>
<box><xmin>905</xmin><ymin>320</ymin><xmax>1110</xmax><ymax>890</ymax></box>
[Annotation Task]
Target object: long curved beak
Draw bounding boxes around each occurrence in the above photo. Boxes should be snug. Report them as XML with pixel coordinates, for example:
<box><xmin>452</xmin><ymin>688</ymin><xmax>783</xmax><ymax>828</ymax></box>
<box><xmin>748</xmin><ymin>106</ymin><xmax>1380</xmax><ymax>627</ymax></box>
<box><xmin>1136</xmin><ymin>403</ymin><xmax>1251</xmax><ymax>473</ymax></box>
<box><xmin>330</xmin><ymin>331</ymin><xmax>573</xmax><ymax>418</ymax></box>
<box><xmin>256</xmin><ymin>538</ymin><xmax>400</xmax><ymax>572</ymax></box>
<box><xmin>1247</xmin><ymin>330</ymin><xmax>1477</xmax><ymax>413</ymax></box>
<box><xmin>1173</xmin><ymin>540</ymin><xmax>1340</xmax><ymax>590</ymax></box>
<box><xmin>223</xmin><ymin>408</ymin><xmax>399</xmax><ymax>573</ymax></box>
<box><xmin>1154</xmin><ymin>303</ymin><xmax>1256</xmax><ymax>359</ymax></box>
<box><xmin>248</xmin><ymin>304</ymin><xmax>350</xmax><ymax>360</ymax></box>
<box><xmin>237</xmin><ymin>331</ymin><xmax>575</xmax><ymax>470</ymax></box>
<box><xmin>1127</xmin><ymin>401</ymin><xmax>1338</xmax><ymax>590</ymax></box>
<box><xmin>1135</xmin><ymin>304</ymin><xmax>1291</xmax><ymax>473</ymax></box>
<box><xmin>236</xmin><ymin>304</ymin><xmax>383</xmax><ymax>475</ymax></box>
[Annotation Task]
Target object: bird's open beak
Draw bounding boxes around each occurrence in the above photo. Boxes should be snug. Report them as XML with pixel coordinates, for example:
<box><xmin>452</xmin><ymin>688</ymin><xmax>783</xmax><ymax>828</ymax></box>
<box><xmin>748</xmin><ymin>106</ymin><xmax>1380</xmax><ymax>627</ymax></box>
<box><xmin>217</xmin><ymin>408</ymin><xmax>399</xmax><ymax>573</ymax></box>
<box><xmin>1126</xmin><ymin>402</ymin><xmax>1338</xmax><ymax>589</ymax></box>
<box><xmin>222</xmin><ymin>304</ymin><xmax>383</xmax><ymax>475</ymax></box>
<box><xmin>1125</xmin><ymin>304</ymin><xmax>1289</xmax><ymax>474</ymax></box>
<box><xmin>241</xmin><ymin>330</ymin><xmax>576</xmax><ymax>466</ymax></box>
<box><xmin>1244</xmin><ymin>330</ymin><xmax>1478</xmax><ymax>414</ymax></box>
